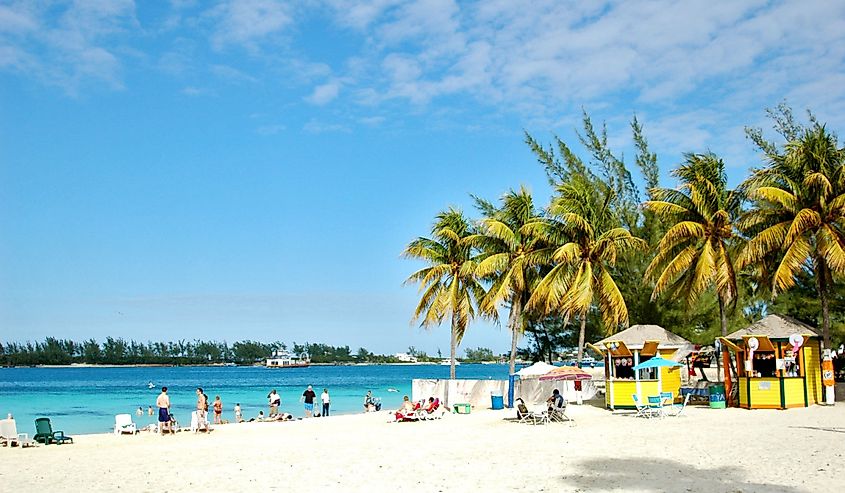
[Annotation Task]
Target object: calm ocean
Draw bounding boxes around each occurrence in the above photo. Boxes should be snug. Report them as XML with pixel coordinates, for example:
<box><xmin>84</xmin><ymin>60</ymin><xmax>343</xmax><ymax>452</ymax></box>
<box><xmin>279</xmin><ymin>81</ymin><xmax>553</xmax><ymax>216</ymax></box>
<box><xmin>0</xmin><ymin>364</ymin><xmax>510</xmax><ymax>435</ymax></box>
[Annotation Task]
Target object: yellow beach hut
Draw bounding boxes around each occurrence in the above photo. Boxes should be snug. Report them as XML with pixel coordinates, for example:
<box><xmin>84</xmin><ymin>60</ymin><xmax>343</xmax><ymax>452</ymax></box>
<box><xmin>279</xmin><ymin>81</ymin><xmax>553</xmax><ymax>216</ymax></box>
<box><xmin>718</xmin><ymin>314</ymin><xmax>823</xmax><ymax>409</ymax></box>
<box><xmin>590</xmin><ymin>325</ymin><xmax>692</xmax><ymax>410</ymax></box>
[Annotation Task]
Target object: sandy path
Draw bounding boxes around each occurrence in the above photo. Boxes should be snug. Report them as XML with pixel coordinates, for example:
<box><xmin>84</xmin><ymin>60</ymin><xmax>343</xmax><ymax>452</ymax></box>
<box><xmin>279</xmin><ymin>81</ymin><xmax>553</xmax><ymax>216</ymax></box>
<box><xmin>1</xmin><ymin>403</ymin><xmax>843</xmax><ymax>492</ymax></box>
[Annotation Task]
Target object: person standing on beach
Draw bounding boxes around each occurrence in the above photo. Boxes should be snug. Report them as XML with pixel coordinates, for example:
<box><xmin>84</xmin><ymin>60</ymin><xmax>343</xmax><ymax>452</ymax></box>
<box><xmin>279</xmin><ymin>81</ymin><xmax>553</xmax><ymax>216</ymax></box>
<box><xmin>301</xmin><ymin>385</ymin><xmax>317</xmax><ymax>417</ymax></box>
<box><xmin>196</xmin><ymin>388</ymin><xmax>208</xmax><ymax>429</ymax></box>
<box><xmin>213</xmin><ymin>395</ymin><xmax>223</xmax><ymax>424</ymax></box>
<box><xmin>156</xmin><ymin>387</ymin><xmax>171</xmax><ymax>434</ymax></box>
<box><xmin>268</xmin><ymin>389</ymin><xmax>280</xmax><ymax>417</ymax></box>
<box><xmin>234</xmin><ymin>403</ymin><xmax>242</xmax><ymax>423</ymax></box>
<box><xmin>321</xmin><ymin>388</ymin><xmax>330</xmax><ymax>417</ymax></box>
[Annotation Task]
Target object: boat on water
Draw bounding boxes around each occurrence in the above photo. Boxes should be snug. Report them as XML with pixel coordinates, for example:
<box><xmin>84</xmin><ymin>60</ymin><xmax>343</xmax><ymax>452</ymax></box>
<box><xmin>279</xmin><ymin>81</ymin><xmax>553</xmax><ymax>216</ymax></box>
<box><xmin>265</xmin><ymin>350</ymin><xmax>309</xmax><ymax>368</ymax></box>
<box><xmin>440</xmin><ymin>359</ymin><xmax>461</xmax><ymax>366</ymax></box>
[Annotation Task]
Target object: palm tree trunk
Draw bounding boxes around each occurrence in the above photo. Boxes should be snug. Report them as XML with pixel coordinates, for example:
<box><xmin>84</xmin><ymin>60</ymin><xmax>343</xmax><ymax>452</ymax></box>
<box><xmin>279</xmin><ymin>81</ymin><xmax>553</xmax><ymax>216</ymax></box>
<box><xmin>507</xmin><ymin>296</ymin><xmax>523</xmax><ymax>375</ymax></box>
<box><xmin>816</xmin><ymin>258</ymin><xmax>831</xmax><ymax>349</ymax></box>
<box><xmin>450</xmin><ymin>311</ymin><xmax>457</xmax><ymax>380</ymax></box>
<box><xmin>577</xmin><ymin>313</ymin><xmax>586</xmax><ymax>366</ymax></box>
<box><xmin>717</xmin><ymin>295</ymin><xmax>727</xmax><ymax>383</ymax></box>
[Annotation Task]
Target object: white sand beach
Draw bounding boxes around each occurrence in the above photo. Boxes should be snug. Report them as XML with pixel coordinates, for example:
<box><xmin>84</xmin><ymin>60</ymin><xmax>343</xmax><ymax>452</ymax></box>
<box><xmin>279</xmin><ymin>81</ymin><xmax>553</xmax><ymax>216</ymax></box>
<box><xmin>1</xmin><ymin>403</ymin><xmax>843</xmax><ymax>493</ymax></box>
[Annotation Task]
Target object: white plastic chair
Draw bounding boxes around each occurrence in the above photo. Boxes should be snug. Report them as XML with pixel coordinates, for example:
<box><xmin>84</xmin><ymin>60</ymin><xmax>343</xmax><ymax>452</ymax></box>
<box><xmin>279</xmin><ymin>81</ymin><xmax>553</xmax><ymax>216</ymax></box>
<box><xmin>1</xmin><ymin>418</ymin><xmax>34</xmax><ymax>447</ymax></box>
<box><xmin>114</xmin><ymin>414</ymin><xmax>137</xmax><ymax>435</ymax></box>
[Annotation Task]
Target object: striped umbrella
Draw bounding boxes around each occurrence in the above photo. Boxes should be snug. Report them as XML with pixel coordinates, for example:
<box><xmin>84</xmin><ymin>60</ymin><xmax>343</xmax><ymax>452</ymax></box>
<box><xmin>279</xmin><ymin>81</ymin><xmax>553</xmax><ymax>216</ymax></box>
<box><xmin>538</xmin><ymin>365</ymin><xmax>592</xmax><ymax>381</ymax></box>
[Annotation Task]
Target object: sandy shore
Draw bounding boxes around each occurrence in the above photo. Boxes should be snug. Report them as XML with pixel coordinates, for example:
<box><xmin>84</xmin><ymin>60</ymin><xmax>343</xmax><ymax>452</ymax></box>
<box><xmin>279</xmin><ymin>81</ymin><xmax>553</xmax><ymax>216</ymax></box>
<box><xmin>1</xmin><ymin>403</ymin><xmax>843</xmax><ymax>492</ymax></box>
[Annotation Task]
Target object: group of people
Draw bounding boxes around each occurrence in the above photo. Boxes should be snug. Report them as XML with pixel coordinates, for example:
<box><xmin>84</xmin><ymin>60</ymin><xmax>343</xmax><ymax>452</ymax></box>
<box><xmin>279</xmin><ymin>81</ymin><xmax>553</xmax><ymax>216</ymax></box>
<box><xmin>150</xmin><ymin>386</ymin><xmax>227</xmax><ymax>434</ymax></box>
<box><xmin>393</xmin><ymin>395</ymin><xmax>441</xmax><ymax>421</ymax></box>
<box><xmin>266</xmin><ymin>386</ymin><xmax>331</xmax><ymax>419</ymax></box>
<box><xmin>144</xmin><ymin>386</ymin><xmax>396</xmax><ymax>430</ymax></box>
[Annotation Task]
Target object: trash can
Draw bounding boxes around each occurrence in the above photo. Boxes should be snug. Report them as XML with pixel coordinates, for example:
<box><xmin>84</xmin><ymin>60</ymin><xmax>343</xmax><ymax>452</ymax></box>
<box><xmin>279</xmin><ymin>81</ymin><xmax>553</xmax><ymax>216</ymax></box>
<box><xmin>490</xmin><ymin>391</ymin><xmax>504</xmax><ymax>410</ymax></box>
<box><xmin>709</xmin><ymin>383</ymin><xmax>726</xmax><ymax>409</ymax></box>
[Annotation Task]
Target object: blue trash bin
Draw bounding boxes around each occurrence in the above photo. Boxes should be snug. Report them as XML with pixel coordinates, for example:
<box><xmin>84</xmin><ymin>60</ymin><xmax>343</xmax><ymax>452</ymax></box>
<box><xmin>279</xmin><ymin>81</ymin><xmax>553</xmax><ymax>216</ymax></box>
<box><xmin>491</xmin><ymin>392</ymin><xmax>504</xmax><ymax>410</ymax></box>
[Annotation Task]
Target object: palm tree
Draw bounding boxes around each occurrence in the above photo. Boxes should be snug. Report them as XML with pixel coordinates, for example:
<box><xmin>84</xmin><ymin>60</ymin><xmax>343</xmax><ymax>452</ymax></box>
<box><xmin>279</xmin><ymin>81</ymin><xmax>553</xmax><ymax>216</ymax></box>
<box><xmin>738</xmin><ymin>125</ymin><xmax>845</xmax><ymax>349</ymax></box>
<box><xmin>644</xmin><ymin>153</ymin><xmax>741</xmax><ymax>381</ymax></box>
<box><xmin>527</xmin><ymin>173</ymin><xmax>646</xmax><ymax>364</ymax></box>
<box><xmin>471</xmin><ymin>186</ymin><xmax>546</xmax><ymax>375</ymax></box>
<box><xmin>644</xmin><ymin>154</ymin><xmax>741</xmax><ymax>331</ymax></box>
<box><xmin>403</xmin><ymin>208</ymin><xmax>489</xmax><ymax>378</ymax></box>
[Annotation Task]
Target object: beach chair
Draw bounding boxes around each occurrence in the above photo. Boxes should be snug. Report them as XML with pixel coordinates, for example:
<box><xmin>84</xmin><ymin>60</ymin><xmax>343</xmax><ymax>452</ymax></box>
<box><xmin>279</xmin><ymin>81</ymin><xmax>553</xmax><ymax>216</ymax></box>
<box><xmin>549</xmin><ymin>402</ymin><xmax>572</xmax><ymax>423</ymax></box>
<box><xmin>190</xmin><ymin>411</ymin><xmax>210</xmax><ymax>432</ymax></box>
<box><xmin>668</xmin><ymin>393</ymin><xmax>691</xmax><ymax>417</ymax></box>
<box><xmin>34</xmin><ymin>418</ymin><xmax>73</xmax><ymax>445</ymax></box>
<box><xmin>0</xmin><ymin>418</ymin><xmax>34</xmax><ymax>448</ymax></box>
<box><xmin>647</xmin><ymin>396</ymin><xmax>665</xmax><ymax>418</ymax></box>
<box><xmin>514</xmin><ymin>399</ymin><xmax>549</xmax><ymax>425</ymax></box>
<box><xmin>114</xmin><ymin>414</ymin><xmax>137</xmax><ymax>435</ymax></box>
<box><xmin>632</xmin><ymin>395</ymin><xmax>655</xmax><ymax>418</ymax></box>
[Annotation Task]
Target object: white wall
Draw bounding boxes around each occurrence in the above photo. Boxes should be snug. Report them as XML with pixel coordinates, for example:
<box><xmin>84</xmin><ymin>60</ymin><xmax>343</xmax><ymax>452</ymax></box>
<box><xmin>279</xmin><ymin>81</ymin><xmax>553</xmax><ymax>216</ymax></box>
<box><xmin>412</xmin><ymin>378</ymin><xmax>598</xmax><ymax>408</ymax></box>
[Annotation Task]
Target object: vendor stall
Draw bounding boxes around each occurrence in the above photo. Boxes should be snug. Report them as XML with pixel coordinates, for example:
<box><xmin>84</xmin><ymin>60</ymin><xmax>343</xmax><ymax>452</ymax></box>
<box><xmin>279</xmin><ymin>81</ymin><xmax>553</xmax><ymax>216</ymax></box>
<box><xmin>719</xmin><ymin>314</ymin><xmax>823</xmax><ymax>409</ymax></box>
<box><xmin>589</xmin><ymin>325</ymin><xmax>693</xmax><ymax>410</ymax></box>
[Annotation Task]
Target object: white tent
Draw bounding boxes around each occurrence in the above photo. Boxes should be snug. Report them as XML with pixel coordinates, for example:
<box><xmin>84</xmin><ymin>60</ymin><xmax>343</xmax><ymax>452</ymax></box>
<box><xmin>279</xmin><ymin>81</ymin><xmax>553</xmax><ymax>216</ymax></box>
<box><xmin>515</xmin><ymin>361</ymin><xmax>557</xmax><ymax>377</ymax></box>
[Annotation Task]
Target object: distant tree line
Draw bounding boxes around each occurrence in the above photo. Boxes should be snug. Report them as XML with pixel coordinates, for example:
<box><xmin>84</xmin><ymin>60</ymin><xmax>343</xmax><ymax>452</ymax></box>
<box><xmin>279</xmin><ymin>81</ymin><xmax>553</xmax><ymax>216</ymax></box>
<box><xmin>0</xmin><ymin>337</ymin><xmax>420</xmax><ymax>366</ymax></box>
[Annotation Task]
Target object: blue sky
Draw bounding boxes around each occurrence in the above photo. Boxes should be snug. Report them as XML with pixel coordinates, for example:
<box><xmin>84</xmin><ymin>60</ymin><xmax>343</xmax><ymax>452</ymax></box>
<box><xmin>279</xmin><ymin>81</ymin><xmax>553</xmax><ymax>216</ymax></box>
<box><xmin>2</xmin><ymin>0</ymin><xmax>845</xmax><ymax>355</ymax></box>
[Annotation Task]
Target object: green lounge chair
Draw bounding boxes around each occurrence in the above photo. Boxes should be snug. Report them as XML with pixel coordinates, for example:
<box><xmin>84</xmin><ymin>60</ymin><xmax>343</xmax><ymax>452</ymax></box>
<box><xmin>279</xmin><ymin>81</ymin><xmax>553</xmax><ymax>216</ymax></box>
<box><xmin>34</xmin><ymin>418</ymin><xmax>73</xmax><ymax>445</ymax></box>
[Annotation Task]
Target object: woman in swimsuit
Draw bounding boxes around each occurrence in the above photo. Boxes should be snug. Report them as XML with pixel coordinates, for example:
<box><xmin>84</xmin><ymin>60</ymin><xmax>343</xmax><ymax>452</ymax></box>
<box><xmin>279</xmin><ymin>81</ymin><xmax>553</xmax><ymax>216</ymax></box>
<box><xmin>213</xmin><ymin>396</ymin><xmax>223</xmax><ymax>424</ymax></box>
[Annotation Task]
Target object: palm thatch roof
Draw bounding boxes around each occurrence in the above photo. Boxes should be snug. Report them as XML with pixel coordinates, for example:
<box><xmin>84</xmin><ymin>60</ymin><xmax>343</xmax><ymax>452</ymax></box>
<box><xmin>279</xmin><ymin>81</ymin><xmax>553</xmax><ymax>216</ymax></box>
<box><xmin>725</xmin><ymin>314</ymin><xmax>819</xmax><ymax>340</ymax></box>
<box><xmin>595</xmin><ymin>324</ymin><xmax>692</xmax><ymax>349</ymax></box>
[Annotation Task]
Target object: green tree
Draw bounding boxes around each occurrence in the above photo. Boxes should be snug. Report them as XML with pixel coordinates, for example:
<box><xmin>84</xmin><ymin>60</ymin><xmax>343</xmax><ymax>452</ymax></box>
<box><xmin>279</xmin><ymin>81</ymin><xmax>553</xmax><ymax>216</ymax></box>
<box><xmin>403</xmin><ymin>208</ymin><xmax>490</xmax><ymax>379</ymax></box>
<box><xmin>739</xmin><ymin>124</ymin><xmax>845</xmax><ymax>348</ymax></box>
<box><xmin>644</xmin><ymin>153</ymin><xmax>741</xmax><ymax>379</ymax></box>
<box><xmin>527</xmin><ymin>173</ymin><xmax>646</xmax><ymax>364</ymax></box>
<box><xmin>471</xmin><ymin>186</ymin><xmax>546</xmax><ymax>375</ymax></box>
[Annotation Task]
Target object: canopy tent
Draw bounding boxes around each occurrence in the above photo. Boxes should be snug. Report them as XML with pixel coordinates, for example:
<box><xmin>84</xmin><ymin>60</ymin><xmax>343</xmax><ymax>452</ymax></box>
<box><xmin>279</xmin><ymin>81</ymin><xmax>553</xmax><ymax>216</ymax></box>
<box><xmin>515</xmin><ymin>361</ymin><xmax>557</xmax><ymax>377</ymax></box>
<box><xmin>539</xmin><ymin>366</ymin><xmax>592</xmax><ymax>381</ymax></box>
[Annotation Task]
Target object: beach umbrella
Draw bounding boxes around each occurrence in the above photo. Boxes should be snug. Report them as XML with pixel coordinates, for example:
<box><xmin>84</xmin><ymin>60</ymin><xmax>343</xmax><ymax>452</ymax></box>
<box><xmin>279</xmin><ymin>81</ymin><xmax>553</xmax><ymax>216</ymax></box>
<box><xmin>632</xmin><ymin>356</ymin><xmax>684</xmax><ymax>371</ymax></box>
<box><xmin>515</xmin><ymin>361</ymin><xmax>557</xmax><ymax>377</ymax></box>
<box><xmin>538</xmin><ymin>366</ymin><xmax>592</xmax><ymax>381</ymax></box>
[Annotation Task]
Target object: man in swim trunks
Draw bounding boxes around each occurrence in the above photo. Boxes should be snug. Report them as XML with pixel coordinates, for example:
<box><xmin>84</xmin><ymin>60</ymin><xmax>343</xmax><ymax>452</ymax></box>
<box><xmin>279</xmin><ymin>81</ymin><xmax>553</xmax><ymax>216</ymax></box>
<box><xmin>301</xmin><ymin>385</ymin><xmax>316</xmax><ymax>417</ymax></box>
<box><xmin>196</xmin><ymin>387</ymin><xmax>208</xmax><ymax>430</ymax></box>
<box><xmin>156</xmin><ymin>387</ymin><xmax>171</xmax><ymax>434</ymax></box>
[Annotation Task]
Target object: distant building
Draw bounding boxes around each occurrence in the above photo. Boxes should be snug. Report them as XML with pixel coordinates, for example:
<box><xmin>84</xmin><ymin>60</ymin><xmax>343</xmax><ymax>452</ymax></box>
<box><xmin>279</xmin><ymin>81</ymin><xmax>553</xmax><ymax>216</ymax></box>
<box><xmin>394</xmin><ymin>352</ymin><xmax>418</xmax><ymax>363</ymax></box>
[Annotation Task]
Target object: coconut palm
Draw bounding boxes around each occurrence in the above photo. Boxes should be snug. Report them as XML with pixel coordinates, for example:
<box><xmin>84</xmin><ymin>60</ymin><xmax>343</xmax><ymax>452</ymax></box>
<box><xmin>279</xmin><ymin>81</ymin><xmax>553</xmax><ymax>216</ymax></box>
<box><xmin>738</xmin><ymin>125</ymin><xmax>845</xmax><ymax>349</ymax></box>
<box><xmin>644</xmin><ymin>153</ymin><xmax>741</xmax><ymax>337</ymax></box>
<box><xmin>470</xmin><ymin>186</ymin><xmax>547</xmax><ymax>375</ymax></box>
<box><xmin>527</xmin><ymin>173</ymin><xmax>646</xmax><ymax>364</ymax></box>
<box><xmin>403</xmin><ymin>208</ymin><xmax>488</xmax><ymax>378</ymax></box>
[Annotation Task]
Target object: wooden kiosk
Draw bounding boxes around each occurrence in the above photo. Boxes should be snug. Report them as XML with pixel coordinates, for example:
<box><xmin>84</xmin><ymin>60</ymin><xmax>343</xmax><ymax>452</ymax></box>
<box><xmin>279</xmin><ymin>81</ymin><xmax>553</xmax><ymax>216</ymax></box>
<box><xmin>719</xmin><ymin>314</ymin><xmax>823</xmax><ymax>409</ymax></box>
<box><xmin>590</xmin><ymin>325</ymin><xmax>692</xmax><ymax>410</ymax></box>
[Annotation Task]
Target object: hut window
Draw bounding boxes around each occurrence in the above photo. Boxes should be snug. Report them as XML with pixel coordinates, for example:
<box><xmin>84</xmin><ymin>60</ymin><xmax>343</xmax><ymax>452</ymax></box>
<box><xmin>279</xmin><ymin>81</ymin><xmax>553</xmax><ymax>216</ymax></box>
<box><xmin>750</xmin><ymin>352</ymin><xmax>777</xmax><ymax>378</ymax></box>
<box><xmin>637</xmin><ymin>355</ymin><xmax>657</xmax><ymax>380</ymax></box>
<box><xmin>613</xmin><ymin>356</ymin><xmax>635</xmax><ymax>379</ymax></box>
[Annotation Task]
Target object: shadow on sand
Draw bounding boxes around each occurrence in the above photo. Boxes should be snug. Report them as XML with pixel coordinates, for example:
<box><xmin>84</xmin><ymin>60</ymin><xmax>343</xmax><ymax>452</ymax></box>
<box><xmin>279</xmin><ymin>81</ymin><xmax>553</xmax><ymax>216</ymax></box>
<box><xmin>563</xmin><ymin>457</ymin><xmax>802</xmax><ymax>493</ymax></box>
<box><xmin>789</xmin><ymin>425</ymin><xmax>845</xmax><ymax>434</ymax></box>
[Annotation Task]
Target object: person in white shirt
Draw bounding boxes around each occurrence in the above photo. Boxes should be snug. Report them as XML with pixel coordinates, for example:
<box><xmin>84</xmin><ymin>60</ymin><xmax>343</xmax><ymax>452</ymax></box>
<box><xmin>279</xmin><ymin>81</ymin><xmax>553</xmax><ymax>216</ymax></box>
<box><xmin>321</xmin><ymin>388</ymin><xmax>330</xmax><ymax>417</ymax></box>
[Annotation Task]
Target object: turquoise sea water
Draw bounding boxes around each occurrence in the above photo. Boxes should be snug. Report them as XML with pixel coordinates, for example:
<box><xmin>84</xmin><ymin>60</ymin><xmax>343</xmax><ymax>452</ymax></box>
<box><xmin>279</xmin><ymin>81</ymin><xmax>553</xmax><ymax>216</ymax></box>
<box><xmin>0</xmin><ymin>364</ymin><xmax>510</xmax><ymax>435</ymax></box>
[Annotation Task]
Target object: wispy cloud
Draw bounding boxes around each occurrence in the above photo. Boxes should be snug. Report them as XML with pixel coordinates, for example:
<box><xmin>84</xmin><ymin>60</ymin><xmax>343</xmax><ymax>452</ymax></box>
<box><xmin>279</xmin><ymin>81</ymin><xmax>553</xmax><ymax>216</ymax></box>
<box><xmin>0</xmin><ymin>0</ymin><xmax>137</xmax><ymax>94</ymax></box>
<box><xmin>306</xmin><ymin>81</ymin><xmax>341</xmax><ymax>105</ymax></box>
<box><xmin>256</xmin><ymin>124</ymin><xmax>285</xmax><ymax>135</ymax></box>
<box><xmin>303</xmin><ymin>118</ymin><xmax>350</xmax><ymax>133</ymax></box>
<box><xmin>208</xmin><ymin>0</ymin><xmax>291</xmax><ymax>51</ymax></box>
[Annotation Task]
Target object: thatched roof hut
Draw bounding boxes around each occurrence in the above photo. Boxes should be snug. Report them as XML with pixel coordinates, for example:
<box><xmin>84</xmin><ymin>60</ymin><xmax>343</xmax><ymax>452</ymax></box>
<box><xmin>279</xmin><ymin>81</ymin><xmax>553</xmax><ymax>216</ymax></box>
<box><xmin>596</xmin><ymin>324</ymin><xmax>692</xmax><ymax>349</ymax></box>
<box><xmin>725</xmin><ymin>314</ymin><xmax>818</xmax><ymax>340</ymax></box>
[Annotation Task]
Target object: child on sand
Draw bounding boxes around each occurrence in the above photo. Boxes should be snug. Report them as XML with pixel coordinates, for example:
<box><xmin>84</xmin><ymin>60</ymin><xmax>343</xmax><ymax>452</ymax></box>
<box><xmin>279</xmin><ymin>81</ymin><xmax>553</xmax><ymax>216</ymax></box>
<box><xmin>234</xmin><ymin>403</ymin><xmax>242</xmax><ymax>423</ymax></box>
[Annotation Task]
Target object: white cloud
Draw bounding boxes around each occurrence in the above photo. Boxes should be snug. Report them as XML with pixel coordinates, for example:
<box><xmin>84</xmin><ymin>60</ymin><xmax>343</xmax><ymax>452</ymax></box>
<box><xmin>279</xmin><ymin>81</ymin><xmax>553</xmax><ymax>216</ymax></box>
<box><xmin>306</xmin><ymin>81</ymin><xmax>341</xmax><ymax>105</ymax></box>
<box><xmin>0</xmin><ymin>0</ymin><xmax>137</xmax><ymax>94</ymax></box>
<box><xmin>303</xmin><ymin>118</ymin><xmax>350</xmax><ymax>133</ymax></box>
<box><xmin>208</xmin><ymin>0</ymin><xmax>291</xmax><ymax>51</ymax></box>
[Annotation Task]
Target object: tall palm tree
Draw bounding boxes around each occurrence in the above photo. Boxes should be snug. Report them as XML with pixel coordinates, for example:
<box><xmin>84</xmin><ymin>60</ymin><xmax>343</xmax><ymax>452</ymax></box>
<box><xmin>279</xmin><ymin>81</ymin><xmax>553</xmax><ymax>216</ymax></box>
<box><xmin>471</xmin><ymin>186</ymin><xmax>547</xmax><ymax>375</ymax></box>
<box><xmin>644</xmin><ymin>153</ymin><xmax>741</xmax><ymax>381</ymax></box>
<box><xmin>738</xmin><ymin>125</ymin><xmax>845</xmax><ymax>349</ymax></box>
<box><xmin>527</xmin><ymin>173</ymin><xmax>646</xmax><ymax>364</ymax></box>
<box><xmin>403</xmin><ymin>208</ymin><xmax>488</xmax><ymax>378</ymax></box>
